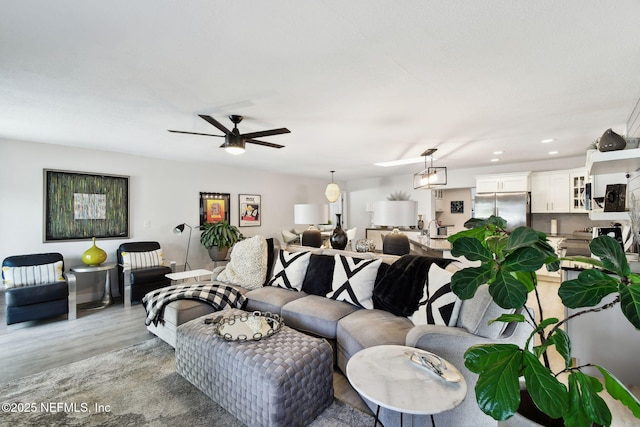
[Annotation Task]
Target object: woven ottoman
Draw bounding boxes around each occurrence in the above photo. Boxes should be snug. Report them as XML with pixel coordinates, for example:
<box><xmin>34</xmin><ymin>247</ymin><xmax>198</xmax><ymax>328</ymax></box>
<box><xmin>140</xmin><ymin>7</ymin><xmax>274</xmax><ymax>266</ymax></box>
<box><xmin>175</xmin><ymin>308</ymin><xmax>334</xmax><ymax>427</ymax></box>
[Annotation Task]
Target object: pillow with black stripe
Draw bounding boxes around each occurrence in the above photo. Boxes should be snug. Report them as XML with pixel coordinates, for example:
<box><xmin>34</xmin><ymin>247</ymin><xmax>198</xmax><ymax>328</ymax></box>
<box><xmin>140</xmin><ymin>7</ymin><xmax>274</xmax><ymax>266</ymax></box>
<box><xmin>266</xmin><ymin>250</ymin><xmax>311</xmax><ymax>291</ymax></box>
<box><xmin>327</xmin><ymin>255</ymin><xmax>382</xmax><ymax>309</ymax></box>
<box><xmin>410</xmin><ymin>263</ymin><xmax>461</xmax><ymax>326</ymax></box>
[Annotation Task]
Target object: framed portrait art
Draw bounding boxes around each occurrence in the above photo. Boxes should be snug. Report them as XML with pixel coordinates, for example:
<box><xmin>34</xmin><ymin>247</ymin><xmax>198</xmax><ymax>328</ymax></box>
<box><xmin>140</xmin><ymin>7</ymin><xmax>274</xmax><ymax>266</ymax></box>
<box><xmin>200</xmin><ymin>192</ymin><xmax>230</xmax><ymax>226</ymax></box>
<box><xmin>43</xmin><ymin>169</ymin><xmax>130</xmax><ymax>242</ymax></box>
<box><xmin>239</xmin><ymin>194</ymin><xmax>261</xmax><ymax>227</ymax></box>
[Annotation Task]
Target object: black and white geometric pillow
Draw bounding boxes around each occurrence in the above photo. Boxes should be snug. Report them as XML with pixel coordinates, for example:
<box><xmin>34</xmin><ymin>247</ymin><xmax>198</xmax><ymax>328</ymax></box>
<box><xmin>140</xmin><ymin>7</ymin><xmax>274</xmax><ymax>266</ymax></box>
<box><xmin>267</xmin><ymin>250</ymin><xmax>311</xmax><ymax>291</ymax></box>
<box><xmin>410</xmin><ymin>263</ymin><xmax>461</xmax><ymax>326</ymax></box>
<box><xmin>327</xmin><ymin>255</ymin><xmax>382</xmax><ymax>309</ymax></box>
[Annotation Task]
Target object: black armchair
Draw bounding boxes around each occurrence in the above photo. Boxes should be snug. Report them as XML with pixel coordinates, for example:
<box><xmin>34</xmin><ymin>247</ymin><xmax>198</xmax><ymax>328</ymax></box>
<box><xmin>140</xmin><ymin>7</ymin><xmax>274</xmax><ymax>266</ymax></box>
<box><xmin>2</xmin><ymin>252</ymin><xmax>76</xmax><ymax>325</ymax></box>
<box><xmin>117</xmin><ymin>242</ymin><xmax>174</xmax><ymax>307</ymax></box>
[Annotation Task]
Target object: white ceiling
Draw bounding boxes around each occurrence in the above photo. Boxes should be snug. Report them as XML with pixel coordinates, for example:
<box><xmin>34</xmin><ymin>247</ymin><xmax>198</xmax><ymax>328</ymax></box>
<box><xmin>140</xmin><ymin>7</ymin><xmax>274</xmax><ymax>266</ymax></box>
<box><xmin>2</xmin><ymin>1</ymin><xmax>640</xmax><ymax>180</ymax></box>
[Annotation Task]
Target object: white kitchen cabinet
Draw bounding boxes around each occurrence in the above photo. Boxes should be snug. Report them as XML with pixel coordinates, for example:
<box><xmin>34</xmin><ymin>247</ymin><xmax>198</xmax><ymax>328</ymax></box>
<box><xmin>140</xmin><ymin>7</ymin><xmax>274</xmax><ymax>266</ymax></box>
<box><xmin>434</xmin><ymin>189</ymin><xmax>444</xmax><ymax>212</ymax></box>
<box><xmin>530</xmin><ymin>172</ymin><xmax>570</xmax><ymax>213</ymax></box>
<box><xmin>476</xmin><ymin>172</ymin><xmax>530</xmax><ymax>193</ymax></box>
<box><xmin>569</xmin><ymin>169</ymin><xmax>589</xmax><ymax>213</ymax></box>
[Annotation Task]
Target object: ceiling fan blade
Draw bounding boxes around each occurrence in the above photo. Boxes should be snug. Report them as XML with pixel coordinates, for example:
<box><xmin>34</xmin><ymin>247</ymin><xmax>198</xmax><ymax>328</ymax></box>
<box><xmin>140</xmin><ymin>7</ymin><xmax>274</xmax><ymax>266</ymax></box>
<box><xmin>246</xmin><ymin>139</ymin><xmax>285</xmax><ymax>149</ymax></box>
<box><xmin>240</xmin><ymin>128</ymin><xmax>290</xmax><ymax>140</ymax></box>
<box><xmin>168</xmin><ymin>130</ymin><xmax>224</xmax><ymax>137</ymax></box>
<box><xmin>198</xmin><ymin>114</ymin><xmax>231</xmax><ymax>134</ymax></box>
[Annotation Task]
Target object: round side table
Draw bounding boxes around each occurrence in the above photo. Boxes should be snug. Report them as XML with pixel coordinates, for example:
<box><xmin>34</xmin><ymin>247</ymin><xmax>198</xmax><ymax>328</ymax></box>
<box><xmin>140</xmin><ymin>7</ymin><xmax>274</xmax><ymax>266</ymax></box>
<box><xmin>346</xmin><ymin>344</ymin><xmax>467</xmax><ymax>427</ymax></box>
<box><xmin>70</xmin><ymin>263</ymin><xmax>117</xmax><ymax>310</ymax></box>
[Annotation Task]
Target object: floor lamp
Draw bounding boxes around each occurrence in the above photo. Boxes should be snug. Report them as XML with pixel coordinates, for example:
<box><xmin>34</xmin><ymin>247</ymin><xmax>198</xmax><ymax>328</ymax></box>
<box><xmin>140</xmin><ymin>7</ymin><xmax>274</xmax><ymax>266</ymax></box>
<box><xmin>173</xmin><ymin>223</ymin><xmax>193</xmax><ymax>271</ymax></box>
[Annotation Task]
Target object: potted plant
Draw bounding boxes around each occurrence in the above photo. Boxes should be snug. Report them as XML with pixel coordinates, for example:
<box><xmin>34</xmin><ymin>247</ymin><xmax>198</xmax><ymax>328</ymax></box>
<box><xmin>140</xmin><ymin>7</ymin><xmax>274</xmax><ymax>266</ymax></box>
<box><xmin>447</xmin><ymin>216</ymin><xmax>640</xmax><ymax>426</ymax></box>
<box><xmin>199</xmin><ymin>220</ymin><xmax>243</xmax><ymax>261</ymax></box>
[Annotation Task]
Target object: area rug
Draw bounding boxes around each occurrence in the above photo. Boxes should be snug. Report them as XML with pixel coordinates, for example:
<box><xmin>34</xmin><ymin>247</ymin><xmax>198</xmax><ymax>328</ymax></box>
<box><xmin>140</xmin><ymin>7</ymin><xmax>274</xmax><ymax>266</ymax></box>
<box><xmin>0</xmin><ymin>338</ymin><xmax>374</xmax><ymax>426</ymax></box>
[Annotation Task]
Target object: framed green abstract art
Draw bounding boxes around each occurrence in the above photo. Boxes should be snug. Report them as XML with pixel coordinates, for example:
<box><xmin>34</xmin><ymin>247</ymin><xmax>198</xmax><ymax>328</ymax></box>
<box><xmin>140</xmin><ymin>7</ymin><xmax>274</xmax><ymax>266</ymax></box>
<box><xmin>44</xmin><ymin>169</ymin><xmax>130</xmax><ymax>242</ymax></box>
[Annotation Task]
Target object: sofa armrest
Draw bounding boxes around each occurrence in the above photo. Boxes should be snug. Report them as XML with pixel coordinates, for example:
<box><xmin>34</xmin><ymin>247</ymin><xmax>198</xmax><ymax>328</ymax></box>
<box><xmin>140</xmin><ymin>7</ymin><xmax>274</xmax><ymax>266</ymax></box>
<box><xmin>405</xmin><ymin>321</ymin><xmax>533</xmax><ymax>427</ymax></box>
<box><xmin>211</xmin><ymin>265</ymin><xmax>226</xmax><ymax>281</ymax></box>
<box><xmin>122</xmin><ymin>265</ymin><xmax>132</xmax><ymax>309</ymax></box>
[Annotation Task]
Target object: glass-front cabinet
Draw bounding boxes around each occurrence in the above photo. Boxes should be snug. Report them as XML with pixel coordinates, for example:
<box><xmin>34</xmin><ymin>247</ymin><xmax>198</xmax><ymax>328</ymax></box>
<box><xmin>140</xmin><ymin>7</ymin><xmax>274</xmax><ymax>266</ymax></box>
<box><xmin>569</xmin><ymin>168</ymin><xmax>589</xmax><ymax>213</ymax></box>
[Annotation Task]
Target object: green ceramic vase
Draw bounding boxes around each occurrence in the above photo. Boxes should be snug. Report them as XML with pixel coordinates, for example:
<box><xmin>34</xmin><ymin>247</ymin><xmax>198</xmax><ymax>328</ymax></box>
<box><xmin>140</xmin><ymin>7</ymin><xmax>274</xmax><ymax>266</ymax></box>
<box><xmin>82</xmin><ymin>237</ymin><xmax>107</xmax><ymax>266</ymax></box>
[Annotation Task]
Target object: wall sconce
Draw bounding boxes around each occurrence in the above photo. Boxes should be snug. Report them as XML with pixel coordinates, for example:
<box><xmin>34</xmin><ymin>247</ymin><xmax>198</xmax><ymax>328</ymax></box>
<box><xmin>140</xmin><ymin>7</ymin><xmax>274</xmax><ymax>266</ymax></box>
<box><xmin>413</xmin><ymin>148</ymin><xmax>447</xmax><ymax>189</ymax></box>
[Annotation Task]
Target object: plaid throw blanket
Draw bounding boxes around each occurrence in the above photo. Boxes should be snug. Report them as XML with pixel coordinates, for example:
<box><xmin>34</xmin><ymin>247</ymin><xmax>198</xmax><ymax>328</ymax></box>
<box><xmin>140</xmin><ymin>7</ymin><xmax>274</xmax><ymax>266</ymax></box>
<box><xmin>142</xmin><ymin>283</ymin><xmax>247</xmax><ymax>326</ymax></box>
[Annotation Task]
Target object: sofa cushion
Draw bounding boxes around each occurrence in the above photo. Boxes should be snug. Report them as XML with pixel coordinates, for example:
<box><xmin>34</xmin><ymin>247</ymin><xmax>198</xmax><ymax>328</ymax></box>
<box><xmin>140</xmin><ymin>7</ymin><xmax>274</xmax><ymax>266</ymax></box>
<box><xmin>6</xmin><ymin>281</ymin><xmax>68</xmax><ymax>306</ymax></box>
<box><xmin>121</xmin><ymin>249</ymin><xmax>164</xmax><ymax>269</ymax></box>
<box><xmin>301</xmin><ymin>254</ymin><xmax>335</xmax><ymax>296</ymax></box>
<box><xmin>130</xmin><ymin>266</ymin><xmax>173</xmax><ymax>285</ymax></box>
<box><xmin>244</xmin><ymin>286</ymin><xmax>308</xmax><ymax>314</ymax></box>
<box><xmin>267</xmin><ymin>250</ymin><xmax>311</xmax><ymax>291</ymax></box>
<box><xmin>336</xmin><ymin>309</ymin><xmax>414</xmax><ymax>371</ymax></box>
<box><xmin>458</xmin><ymin>284</ymin><xmax>515</xmax><ymax>339</ymax></box>
<box><xmin>217</xmin><ymin>235</ymin><xmax>268</xmax><ymax>290</ymax></box>
<box><xmin>281</xmin><ymin>295</ymin><xmax>359</xmax><ymax>339</ymax></box>
<box><xmin>409</xmin><ymin>263</ymin><xmax>461</xmax><ymax>327</ymax></box>
<box><xmin>327</xmin><ymin>255</ymin><xmax>382</xmax><ymax>309</ymax></box>
<box><xmin>2</xmin><ymin>261</ymin><xmax>64</xmax><ymax>288</ymax></box>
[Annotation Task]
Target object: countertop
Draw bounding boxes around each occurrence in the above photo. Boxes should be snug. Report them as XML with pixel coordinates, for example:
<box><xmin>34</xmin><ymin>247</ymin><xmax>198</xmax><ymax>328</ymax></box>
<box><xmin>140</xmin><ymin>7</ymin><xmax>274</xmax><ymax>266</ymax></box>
<box><xmin>409</xmin><ymin>236</ymin><xmax>452</xmax><ymax>253</ymax></box>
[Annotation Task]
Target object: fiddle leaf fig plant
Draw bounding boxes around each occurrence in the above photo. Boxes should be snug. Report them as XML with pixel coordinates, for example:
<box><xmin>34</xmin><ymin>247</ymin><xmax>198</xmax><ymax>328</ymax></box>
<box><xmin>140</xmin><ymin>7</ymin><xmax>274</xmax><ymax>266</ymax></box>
<box><xmin>199</xmin><ymin>220</ymin><xmax>243</xmax><ymax>249</ymax></box>
<box><xmin>447</xmin><ymin>216</ymin><xmax>640</xmax><ymax>426</ymax></box>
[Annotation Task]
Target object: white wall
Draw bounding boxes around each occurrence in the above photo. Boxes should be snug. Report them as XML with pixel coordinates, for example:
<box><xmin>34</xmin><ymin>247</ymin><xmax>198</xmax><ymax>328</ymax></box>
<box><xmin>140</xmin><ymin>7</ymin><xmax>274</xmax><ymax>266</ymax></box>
<box><xmin>0</xmin><ymin>139</ymin><xmax>327</xmax><ymax>301</ymax></box>
<box><xmin>345</xmin><ymin>175</ymin><xmax>434</xmax><ymax>242</ymax></box>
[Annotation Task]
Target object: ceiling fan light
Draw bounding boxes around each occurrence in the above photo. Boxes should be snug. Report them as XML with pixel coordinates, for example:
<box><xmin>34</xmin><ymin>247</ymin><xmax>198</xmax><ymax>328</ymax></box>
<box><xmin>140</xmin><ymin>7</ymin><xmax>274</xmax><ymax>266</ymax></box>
<box><xmin>225</xmin><ymin>146</ymin><xmax>245</xmax><ymax>155</ymax></box>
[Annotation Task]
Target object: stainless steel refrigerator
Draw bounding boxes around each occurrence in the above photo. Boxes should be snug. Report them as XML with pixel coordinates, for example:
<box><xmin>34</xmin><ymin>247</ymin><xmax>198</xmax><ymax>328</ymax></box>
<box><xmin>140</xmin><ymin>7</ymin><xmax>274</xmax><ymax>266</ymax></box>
<box><xmin>474</xmin><ymin>192</ymin><xmax>531</xmax><ymax>231</ymax></box>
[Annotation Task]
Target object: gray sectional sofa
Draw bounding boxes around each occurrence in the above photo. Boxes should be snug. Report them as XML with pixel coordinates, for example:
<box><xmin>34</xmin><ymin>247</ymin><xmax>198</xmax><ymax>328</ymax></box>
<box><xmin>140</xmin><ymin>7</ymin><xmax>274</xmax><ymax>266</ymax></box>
<box><xmin>146</xmin><ymin>238</ymin><xmax>532</xmax><ymax>426</ymax></box>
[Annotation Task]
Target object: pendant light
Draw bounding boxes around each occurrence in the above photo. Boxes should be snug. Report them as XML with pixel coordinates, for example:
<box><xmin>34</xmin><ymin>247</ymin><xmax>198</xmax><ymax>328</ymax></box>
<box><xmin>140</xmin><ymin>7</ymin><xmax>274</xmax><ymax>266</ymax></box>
<box><xmin>325</xmin><ymin>170</ymin><xmax>341</xmax><ymax>203</ymax></box>
<box><xmin>413</xmin><ymin>148</ymin><xmax>447</xmax><ymax>189</ymax></box>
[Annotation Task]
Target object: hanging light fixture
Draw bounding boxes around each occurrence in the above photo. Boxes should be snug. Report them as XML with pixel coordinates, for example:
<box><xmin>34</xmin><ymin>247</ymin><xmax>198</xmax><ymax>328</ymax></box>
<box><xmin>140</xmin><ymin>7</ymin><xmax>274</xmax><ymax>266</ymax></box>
<box><xmin>325</xmin><ymin>170</ymin><xmax>341</xmax><ymax>203</ymax></box>
<box><xmin>413</xmin><ymin>148</ymin><xmax>447</xmax><ymax>189</ymax></box>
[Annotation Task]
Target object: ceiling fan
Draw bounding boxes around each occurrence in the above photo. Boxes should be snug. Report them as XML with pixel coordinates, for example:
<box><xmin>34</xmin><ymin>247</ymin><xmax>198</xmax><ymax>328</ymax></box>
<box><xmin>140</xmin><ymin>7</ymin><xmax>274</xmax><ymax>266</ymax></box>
<box><xmin>168</xmin><ymin>114</ymin><xmax>290</xmax><ymax>155</ymax></box>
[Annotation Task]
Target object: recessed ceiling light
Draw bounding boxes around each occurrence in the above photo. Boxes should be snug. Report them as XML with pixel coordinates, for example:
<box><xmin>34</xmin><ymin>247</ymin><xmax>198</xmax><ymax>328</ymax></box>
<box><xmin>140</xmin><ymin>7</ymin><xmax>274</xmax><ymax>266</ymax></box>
<box><xmin>541</xmin><ymin>139</ymin><xmax>555</xmax><ymax>143</ymax></box>
<box><xmin>491</xmin><ymin>158</ymin><xmax>500</xmax><ymax>162</ymax></box>
<box><xmin>493</xmin><ymin>151</ymin><xmax>503</xmax><ymax>155</ymax></box>
<box><xmin>374</xmin><ymin>156</ymin><xmax>430</xmax><ymax>167</ymax></box>
<box><xmin>549</xmin><ymin>150</ymin><xmax>559</xmax><ymax>155</ymax></box>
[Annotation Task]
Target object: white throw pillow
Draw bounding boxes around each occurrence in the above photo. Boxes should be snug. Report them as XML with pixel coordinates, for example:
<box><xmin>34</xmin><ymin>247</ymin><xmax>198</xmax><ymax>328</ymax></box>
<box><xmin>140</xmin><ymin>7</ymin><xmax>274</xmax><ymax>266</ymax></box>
<box><xmin>267</xmin><ymin>250</ymin><xmax>311</xmax><ymax>291</ymax></box>
<box><xmin>217</xmin><ymin>236</ymin><xmax>268</xmax><ymax>290</ymax></box>
<box><xmin>121</xmin><ymin>249</ymin><xmax>164</xmax><ymax>269</ymax></box>
<box><xmin>327</xmin><ymin>255</ymin><xmax>382</xmax><ymax>309</ymax></box>
<box><xmin>2</xmin><ymin>261</ymin><xmax>64</xmax><ymax>288</ymax></box>
<box><xmin>410</xmin><ymin>263</ymin><xmax>461</xmax><ymax>327</ymax></box>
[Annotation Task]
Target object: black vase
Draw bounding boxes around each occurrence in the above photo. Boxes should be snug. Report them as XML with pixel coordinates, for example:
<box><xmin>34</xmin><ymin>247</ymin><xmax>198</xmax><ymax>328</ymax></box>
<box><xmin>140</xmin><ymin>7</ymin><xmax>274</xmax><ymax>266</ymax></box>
<box><xmin>330</xmin><ymin>214</ymin><xmax>348</xmax><ymax>250</ymax></box>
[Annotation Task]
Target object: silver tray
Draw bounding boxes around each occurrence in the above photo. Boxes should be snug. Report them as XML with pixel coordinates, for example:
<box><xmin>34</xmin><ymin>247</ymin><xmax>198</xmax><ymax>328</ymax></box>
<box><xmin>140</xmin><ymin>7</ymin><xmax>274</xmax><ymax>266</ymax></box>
<box><xmin>209</xmin><ymin>311</ymin><xmax>283</xmax><ymax>341</ymax></box>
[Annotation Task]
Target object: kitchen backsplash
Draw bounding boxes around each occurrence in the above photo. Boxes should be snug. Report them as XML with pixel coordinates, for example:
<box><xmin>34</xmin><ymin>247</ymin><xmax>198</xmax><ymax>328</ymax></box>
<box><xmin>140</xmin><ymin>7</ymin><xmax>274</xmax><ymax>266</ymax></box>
<box><xmin>532</xmin><ymin>213</ymin><xmax>621</xmax><ymax>236</ymax></box>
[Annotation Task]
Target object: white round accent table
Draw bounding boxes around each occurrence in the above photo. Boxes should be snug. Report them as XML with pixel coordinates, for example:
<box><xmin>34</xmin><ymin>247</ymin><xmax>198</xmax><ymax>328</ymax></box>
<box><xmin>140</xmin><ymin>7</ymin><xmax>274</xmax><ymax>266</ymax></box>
<box><xmin>346</xmin><ymin>344</ymin><xmax>467</xmax><ymax>427</ymax></box>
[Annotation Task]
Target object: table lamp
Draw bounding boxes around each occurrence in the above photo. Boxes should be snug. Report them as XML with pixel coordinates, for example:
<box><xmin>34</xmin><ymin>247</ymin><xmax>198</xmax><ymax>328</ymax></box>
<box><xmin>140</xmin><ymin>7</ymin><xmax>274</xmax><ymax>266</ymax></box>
<box><xmin>373</xmin><ymin>200</ymin><xmax>417</xmax><ymax>255</ymax></box>
<box><xmin>294</xmin><ymin>204</ymin><xmax>329</xmax><ymax>248</ymax></box>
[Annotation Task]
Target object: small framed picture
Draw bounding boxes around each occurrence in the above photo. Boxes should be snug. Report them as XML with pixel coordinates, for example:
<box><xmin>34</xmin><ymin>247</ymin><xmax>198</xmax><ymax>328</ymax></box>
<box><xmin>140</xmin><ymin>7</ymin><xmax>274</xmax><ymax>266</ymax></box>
<box><xmin>239</xmin><ymin>194</ymin><xmax>261</xmax><ymax>227</ymax></box>
<box><xmin>200</xmin><ymin>192</ymin><xmax>230</xmax><ymax>226</ymax></box>
<box><xmin>451</xmin><ymin>201</ymin><xmax>464</xmax><ymax>214</ymax></box>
